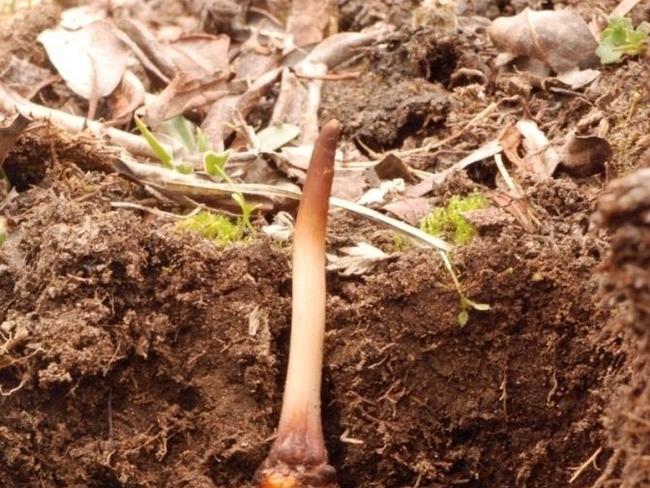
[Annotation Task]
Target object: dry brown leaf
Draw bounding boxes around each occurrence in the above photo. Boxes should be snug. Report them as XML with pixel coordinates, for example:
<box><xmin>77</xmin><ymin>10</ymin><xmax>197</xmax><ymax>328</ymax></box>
<box><xmin>112</xmin><ymin>18</ymin><xmax>176</xmax><ymax>82</ymax></box>
<box><xmin>488</xmin><ymin>9</ymin><xmax>600</xmax><ymax>89</ymax></box>
<box><xmin>559</xmin><ymin>133</ymin><xmax>612</xmax><ymax>178</ymax></box>
<box><xmin>165</xmin><ymin>34</ymin><xmax>230</xmax><ymax>79</ymax></box>
<box><xmin>38</xmin><ymin>20</ymin><xmax>128</xmax><ymax>100</ymax></box>
<box><xmin>0</xmin><ymin>114</ymin><xmax>30</xmax><ymax>168</ymax></box>
<box><xmin>270</xmin><ymin>68</ymin><xmax>308</xmax><ymax>128</ymax></box>
<box><xmin>233</xmin><ymin>51</ymin><xmax>279</xmax><ymax>80</ymax></box>
<box><xmin>383</xmin><ymin>197</ymin><xmax>431</xmax><ymax>226</ymax></box>
<box><xmin>498</xmin><ymin>123</ymin><xmax>524</xmax><ymax>167</ymax></box>
<box><xmin>375</xmin><ymin>153</ymin><xmax>417</xmax><ymax>183</ymax></box>
<box><xmin>332</xmin><ymin>169</ymin><xmax>365</xmax><ymax>201</ymax></box>
<box><xmin>490</xmin><ymin>191</ymin><xmax>537</xmax><ymax>233</ymax></box>
<box><xmin>107</xmin><ymin>71</ymin><xmax>146</xmax><ymax>126</ymax></box>
<box><xmin>489</xmin><ymin>9</ymin><xmax>599</xmax><ymax>72</ymax></box>
<box><xmin>201</xmin><ymin>68</ymin><xmax>281</xmax><ymax>150</ymax></box>
<box><xmin>145</xmin><ymin>71</ymin><xmax>232</xmax><ymax>125</ymax></box>
<box><xmin>201</xmin><ymin>95</ymin><xmax>239</xmax><ymax>152</ymax></box>
<box><xmin>0</xmin><ymin>56</ymin><xmax>57</xmax><ymax>100</ymax></box>
<box><xmin>404</xmin><ymin>178</ymin><xmax>438</xmax><ymax>198</ymax></box>
<box><xmin>287</xmin><ymin>0</ymin><xmax>337</xmax><ymax>46</ymax></box>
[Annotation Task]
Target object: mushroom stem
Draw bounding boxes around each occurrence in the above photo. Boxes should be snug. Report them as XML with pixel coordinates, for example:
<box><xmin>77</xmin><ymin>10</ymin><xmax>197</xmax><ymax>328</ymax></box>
<box><xmin>256</xmin><ymin>120</ymin><xmax>342</xmax><ymax>488</ymax></box>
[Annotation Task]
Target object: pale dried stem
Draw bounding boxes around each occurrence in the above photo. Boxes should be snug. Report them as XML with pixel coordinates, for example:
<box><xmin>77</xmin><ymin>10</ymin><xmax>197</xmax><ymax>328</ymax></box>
<box><xmin>0</xmin><ymin>83</ymin><xmax>166</xmax><ymax>159</ymax></box>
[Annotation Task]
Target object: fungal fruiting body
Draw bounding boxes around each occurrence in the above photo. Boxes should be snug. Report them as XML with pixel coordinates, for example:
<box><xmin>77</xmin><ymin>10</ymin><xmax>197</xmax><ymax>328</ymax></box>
<box><xmin>256</xmin><ymin>120</ymin><xmax>342</xmax><ymax>488</ymax></box>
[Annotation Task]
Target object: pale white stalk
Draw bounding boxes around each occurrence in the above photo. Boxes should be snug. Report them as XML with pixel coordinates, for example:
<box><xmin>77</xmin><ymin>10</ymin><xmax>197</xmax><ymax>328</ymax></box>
<box><xmin>257</xmin><ymin>120</ymin><xmax>341</xmax><ymax>488</ymax></box>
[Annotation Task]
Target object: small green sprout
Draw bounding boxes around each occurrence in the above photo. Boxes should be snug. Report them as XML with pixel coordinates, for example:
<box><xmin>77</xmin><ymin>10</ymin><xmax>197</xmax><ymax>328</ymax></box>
<box><xmin>203</xmin><ymin>150</ymin><xmax>230</xmax><ymax>179</ymax></box>
<box><xmin>134</xmin><ymin>115</ymin><xmax>174</xmax><ymax>169</ymax></box>
<box><xmin>420</xmin><ymin>194</ymin><xmax>492</xmax><ymax>326</ymax></box>
<box><xmin>596</xmin><ymin>16</ymin><xmax>650</xmax><ymax>64</ymax></box>
<box><xmin>439</xmin><ymin>251</ymin><xmax>491</xmax><ymax>327</ymax></box>
<box><xmin>420</xmin><ymin>192</ymin><xmax>489</xmax><ymax>246</ymax></box>
<box><xmin>176</xmin><ymin>211</ymin><xmax>245</xmax><ymax>247</ymax></box>
<box><xmin>0</xmin><ymin>217</ymin><xmax>6</xmax><ymax>247</ymax></box>
<box><xmin>135</xmin><ymin>115</ymin><xmax>259</xmax><ymax>233</ymax></box>
<box><xmin>203</xmin><ymin>150</ymin><xmax>260</xmax><ymax>230</ymax></box>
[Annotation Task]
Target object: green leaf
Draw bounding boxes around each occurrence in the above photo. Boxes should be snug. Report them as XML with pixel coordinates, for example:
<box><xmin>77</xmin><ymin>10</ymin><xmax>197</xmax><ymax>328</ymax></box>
<box><xmin>466</xmin><ymin>299</ymin><xmax>491</xmax><ymax>311</ymax></box>
<box><xmin>598</xmin><ymin>16</ymin><xmax>649</xmax><ymax>64</ymax></box>
<box><xmin>256</xmin><ymin>123</ymin><xmax>300</xmax><ymax>153</ymax></box>
<box><xmin>196</xmin><ymin>127</ymin><xmax>210</xmax><ymax>152</ymax></box>
<box><xmin>162</xmin><ymin>116</ymin><xmax>196</xmax><ymax>153</ymax></box>
<box><xmin>458</xmin><ymin>309</ymin><xmax>469</xmax><ymax>327</ymax></box>
<box><xmin>232</xmin><ymin>192</ymin><xmax>260</xmax><ymax>230</ymax></box>
<box><xmin>173</xmin><ymin>161</ymin><xmax>194</xmax><ymax>174</ymax></box>
<box><xmin>134</xmin><ymin>116</ymin><xmax>173</xmax><ymax>168</ymax></box>
<box><xmin>203</xmin><ymin>150</ymin><xmax>231</xmax><ymax>179</ymax></box>
<box><xmin>596</xmin><ymin>42</ymin><xmax>622</xmax><ymax>64</ymax></box>
<box><xmin>0</xmin><ymin>217</ymin><xmax>6</xmax><ymax>247</ymax></box>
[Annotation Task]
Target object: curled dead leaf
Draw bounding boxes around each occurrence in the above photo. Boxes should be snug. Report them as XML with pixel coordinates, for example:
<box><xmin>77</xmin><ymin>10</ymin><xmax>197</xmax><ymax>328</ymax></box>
<box><xmin>559</xmin><ymin>133</ymin><xmax>612</xmax><ymax>178</ymax></box>
<box><xmin>383</xmin><ymin>198</ymin><xmax>431</xmax><ymax>226</ymax></box>
<box><xmin>0</xmin><ymin>114</ymin><xmax>30</xmax><ymax>168</ymax></box>
<box><xmin>145</xmin><ymin>71</ymin><xmax>232</xmax><ymax>126</ymax></box>
<box><xmin>107</xmin><ymin>71</ymin><xmax>146</xmax><ymax>126</ymax></box>
<box><xmin>38</xmin><ymin>20</ymin><xmax>128</xmax><ymax>100</ymax></box>
<box><xmin>489</xmin><ymin>9</ymin><xmax>599</xmax><ymax>72</ymax></box>
<box><xmin>0</xmin><ymin>56</ymin><xmax>57</xmax><ymax>100</ymax></box>
<box><xmin>515</xmin><ymin>119</ymin><xmax>561</xmax><ymax>179</ymax></box>
<box><xmin>488</xmin><ymin>9</ymin><xmax>600</xmax><ymax>89</ymax></box>
<box><xmin>287</xmin><ymin>0</ymin><xmax>337</xmax><ymax>46</ymax></box>
<box><xmin>165</xmin><ymin>34</ymin><xmax>230</xmax><ymax>79</ymax></box>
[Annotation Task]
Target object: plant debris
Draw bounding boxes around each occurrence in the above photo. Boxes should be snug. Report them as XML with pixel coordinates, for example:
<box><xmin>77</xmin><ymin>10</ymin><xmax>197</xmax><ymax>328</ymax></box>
<box><xmin>489</xmin><ymin>8</ymin><xmax>601</xmax><ymax>89</ymax></box>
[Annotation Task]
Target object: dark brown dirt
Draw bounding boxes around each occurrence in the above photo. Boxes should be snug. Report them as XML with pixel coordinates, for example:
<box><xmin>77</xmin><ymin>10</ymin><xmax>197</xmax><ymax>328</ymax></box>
<box><xmin>0</xmin><ymin>126</ymin><xmax>630</xmax><ymax>487</ymax></box>
<box><xmin>320</xmin><ymin>28</ymin><xmax>454</xmax><ymax>152</ymax></box>
<box><xmin>596</xmin><ymin>168</ymin><xmax>650</xmax><ymax>488</ymax></box>
<box><xmin>0</xmin><ymin>3</ymin><xmax>60</xmax><ymax>71</ymax></box>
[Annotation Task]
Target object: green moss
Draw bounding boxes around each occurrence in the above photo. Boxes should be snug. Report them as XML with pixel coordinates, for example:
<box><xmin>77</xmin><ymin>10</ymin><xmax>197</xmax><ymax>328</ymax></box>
<box><xmin>176</xmin><ymin>211</ymin><xmax>246</xmax><ymax>247</ymax></box>
<box><xmin>419</xmin><ymin>192</ymin><xmax>489</xmax><ymax>245</ymax></box>
<box><xmin>391</xmin><ymin>232</ymin><xmax>413</xmax><ymax>251</ymax></box>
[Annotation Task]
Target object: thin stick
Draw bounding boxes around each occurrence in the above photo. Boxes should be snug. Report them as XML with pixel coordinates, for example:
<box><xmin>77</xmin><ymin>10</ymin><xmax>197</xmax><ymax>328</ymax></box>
<box><xmin>494</xmin><ymin>153</ymin><xmax>519</xmax><ymax>194</ymax></box>
<box><xmin>569</xmin><ymin>447</ymin><xmax>603</xmax><ymax>483</ymax></box>
<box><xmin>294</xmin><ymin>70</ymin><xmax>361</xmax><ymax>81</ymax></box>
<box><xmin>398</xmin><ymin>102</ymin><xmax>499</xmax><ymax>156</ymax></box>
<box><xmin>0</xmin><ymin>83</ymin><xmax>169</xmax><ymax>159</ymax></box>
<box><xmin>110</xmin><ymin>201</ymin><xmax>205</xmax><ymax>219</ymax></box>
<box><xmin>610</xmin><ymin>0</ymin><xmax>643</xmax><ymax>17</ymax></box>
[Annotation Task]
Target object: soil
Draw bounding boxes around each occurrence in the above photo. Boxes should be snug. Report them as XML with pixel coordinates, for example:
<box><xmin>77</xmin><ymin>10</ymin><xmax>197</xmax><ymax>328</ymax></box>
<box><xmin>1</xmin><ymin>1</ymin><xmax>649</xmax><ymax>488</ymax></box>
<box><xmin>596</xmin><ymin>167</ymin><xmax>650</xmax><ymax>488</ymax></box>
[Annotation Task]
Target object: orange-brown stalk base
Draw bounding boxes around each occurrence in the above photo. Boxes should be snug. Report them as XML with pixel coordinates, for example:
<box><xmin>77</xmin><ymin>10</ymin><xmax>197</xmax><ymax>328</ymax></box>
<box><xmin>256</xmin><ymin>459</ymin><xmax>338</xmax><ymax>488</ymax></box>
